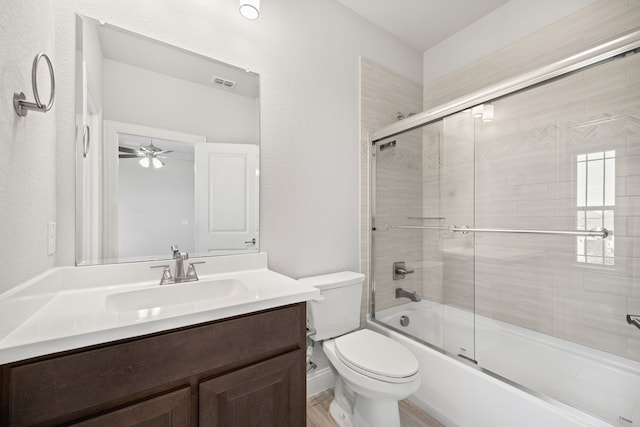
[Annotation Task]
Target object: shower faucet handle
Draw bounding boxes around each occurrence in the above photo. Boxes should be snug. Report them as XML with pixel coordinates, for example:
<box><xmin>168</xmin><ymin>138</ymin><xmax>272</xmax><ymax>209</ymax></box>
<box><xmin>393</xmin><ymin>261</ymin><xmax>414</xmax><ymax>280</ymax></box>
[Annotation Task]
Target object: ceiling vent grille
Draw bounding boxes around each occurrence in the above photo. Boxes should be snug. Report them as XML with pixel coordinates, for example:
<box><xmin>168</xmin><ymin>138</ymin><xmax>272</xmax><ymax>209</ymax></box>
<box><xmin>211</xmin><ymin>76</ymin><xmax>236</xmax><ymax>88</ymax></box>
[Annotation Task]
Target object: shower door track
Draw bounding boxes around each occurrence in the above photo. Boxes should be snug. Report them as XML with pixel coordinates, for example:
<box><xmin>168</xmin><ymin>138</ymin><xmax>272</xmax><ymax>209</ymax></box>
<box><xmin>369</xmin><ymin>27</ymin><xmax>640</xmax><ymax>143</ymax></box>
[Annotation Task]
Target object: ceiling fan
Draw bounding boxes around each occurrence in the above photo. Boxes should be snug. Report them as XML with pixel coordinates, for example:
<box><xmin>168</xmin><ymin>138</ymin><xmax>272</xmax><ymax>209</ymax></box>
<box><xmin>118</xmin><ymin>141</ymin><xmax>173</xmax><ymax>170</ymax></box>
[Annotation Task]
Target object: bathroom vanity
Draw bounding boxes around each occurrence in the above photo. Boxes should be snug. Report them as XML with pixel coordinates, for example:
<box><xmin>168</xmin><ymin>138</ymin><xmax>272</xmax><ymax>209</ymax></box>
<box><xmin>0</xmin><ymin>254</ymin><xmax>319</xmax><ymax>426</ymax></box>
<box><xmin>1</xmin><ymin>304</ymin><xmax>304</xmax><ymax>426</ymax></box>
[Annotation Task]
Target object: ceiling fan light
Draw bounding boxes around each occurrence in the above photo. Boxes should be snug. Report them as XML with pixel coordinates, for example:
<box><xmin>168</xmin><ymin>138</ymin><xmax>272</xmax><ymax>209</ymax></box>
<box><xmin>139</xmin><ymin>157</ymin><xmax>150</xmax><ymax>168</ymax></box>
<box><xmin>152</xmin><ymin>157</ymin><xmax>164</xmax><ymax>169</ymax></box>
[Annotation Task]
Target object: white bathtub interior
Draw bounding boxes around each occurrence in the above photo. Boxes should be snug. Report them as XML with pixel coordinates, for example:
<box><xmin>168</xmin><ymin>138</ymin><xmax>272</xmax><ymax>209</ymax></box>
<box><xmin>375</xmin><ymin>302</ymin><xmax>640</xmax><ymax>426</ymax></box>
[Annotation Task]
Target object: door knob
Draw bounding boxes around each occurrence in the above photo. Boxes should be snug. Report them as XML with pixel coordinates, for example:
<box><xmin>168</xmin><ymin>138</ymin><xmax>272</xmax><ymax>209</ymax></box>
<box><xmin>244</xmin><ymin>238</ymin><xmax>256</xmax><ymax>245</ymax></box>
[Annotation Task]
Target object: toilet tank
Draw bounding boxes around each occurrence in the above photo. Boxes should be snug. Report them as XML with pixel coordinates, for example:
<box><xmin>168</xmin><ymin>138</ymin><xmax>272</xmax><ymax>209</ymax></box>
<box><xmin>299</xmin><ymin>271</ymin><xmax>365</xmax><ymax>341</ymax></box>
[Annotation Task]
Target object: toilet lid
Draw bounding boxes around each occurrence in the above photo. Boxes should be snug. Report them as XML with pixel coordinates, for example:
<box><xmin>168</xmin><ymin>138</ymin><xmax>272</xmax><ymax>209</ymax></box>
<box><xmin>335</xmin><ymin>329</ymin><xmax>419</xmax><ymax>381</ymax></box>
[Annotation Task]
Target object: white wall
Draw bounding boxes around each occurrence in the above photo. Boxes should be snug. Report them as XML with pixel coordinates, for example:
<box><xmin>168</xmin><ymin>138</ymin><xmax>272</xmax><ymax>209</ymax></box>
<box><xmin>82</xmin><ymin>17</ymin><xmax>104</xmax><ymax>107</ymax></box>
<box><xmin>103</xmin><ymin>59</ymin><xmax>258</xmax><ymax>144</ymax></box>
<box><xmin>0</xmin><ymin>0</ymin><xmax>56</xmax><ymax>293</ymax></box>
<box><xmin>118</xmin><ymin>151</ymin><xmax>195</xmax><ymax>261</ymax></box>
<box><xmin>45</xmin><ymin>0</ymin><xmax>422</xmax><ymax>282</ymax></box>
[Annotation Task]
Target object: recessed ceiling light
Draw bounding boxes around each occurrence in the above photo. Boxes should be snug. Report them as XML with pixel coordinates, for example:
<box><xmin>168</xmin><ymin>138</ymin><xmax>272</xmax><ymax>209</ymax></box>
<box><xmin>239</xmin><ymin>0</ymin><xmax>260</xmax><ymax>20</ymax></box>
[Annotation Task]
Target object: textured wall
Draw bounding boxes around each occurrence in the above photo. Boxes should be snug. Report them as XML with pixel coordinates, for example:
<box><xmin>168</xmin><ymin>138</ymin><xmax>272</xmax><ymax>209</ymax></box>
<box><xmin>0</xmin><ymin>0</ymin><xmax>56</xmax><ymax>294</ymax></box>
<box><xmin>51</xmin><ymin>0</ymin><xmax>422</xmax><ymax>281</ymax></box>
<box><xmin>0</xmin><ymin>0</ymin><xmax>423</xmax><ymax>293</ymax></box>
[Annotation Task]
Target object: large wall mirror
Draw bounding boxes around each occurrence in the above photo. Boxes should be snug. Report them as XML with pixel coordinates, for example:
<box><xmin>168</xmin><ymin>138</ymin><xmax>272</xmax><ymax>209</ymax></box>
<box><xmin>75</xmin><ymin>15</ymin><xmax>260</xmax><ymax>265</ymax></box>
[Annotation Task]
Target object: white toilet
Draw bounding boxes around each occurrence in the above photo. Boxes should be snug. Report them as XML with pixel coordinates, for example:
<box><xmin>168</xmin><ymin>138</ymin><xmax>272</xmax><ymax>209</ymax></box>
<box><xmin>301</xmin><ymin>271</ymin><xmax>421</xmax><ymax>427</ymax></box>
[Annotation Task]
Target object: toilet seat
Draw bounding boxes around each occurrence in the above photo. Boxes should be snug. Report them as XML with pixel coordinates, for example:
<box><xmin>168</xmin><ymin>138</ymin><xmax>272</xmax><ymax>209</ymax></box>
<box><xmin>334</xmin><ymin>329</ymin><xmax>419</xmax><ymax>383</ymax></box>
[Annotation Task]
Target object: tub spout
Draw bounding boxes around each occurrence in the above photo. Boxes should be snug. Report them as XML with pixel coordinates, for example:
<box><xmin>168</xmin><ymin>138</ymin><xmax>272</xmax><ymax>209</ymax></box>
<box><xmin>628</xmin><ymin>314</ymin><xmax>640</xmax><ymax>331</ymax></box>
<box><xmin>396</xmin><ymin>288</ymin><xmax>421</xmax><ymax>302</ymax></box>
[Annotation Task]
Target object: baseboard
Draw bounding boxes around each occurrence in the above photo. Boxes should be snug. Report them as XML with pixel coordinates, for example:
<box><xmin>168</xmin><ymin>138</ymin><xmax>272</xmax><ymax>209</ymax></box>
<box><xmin>307</xmin><ymin>366</ymin><xmax>335</xmax><ymax>396</ymax></box>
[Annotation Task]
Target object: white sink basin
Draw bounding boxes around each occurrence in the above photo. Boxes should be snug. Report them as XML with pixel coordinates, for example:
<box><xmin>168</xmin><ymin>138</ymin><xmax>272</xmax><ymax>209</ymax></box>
<box><xmin>105</xmin><ymin>279</ymin><xmax>251</xmax><ymax>312</ymax></box>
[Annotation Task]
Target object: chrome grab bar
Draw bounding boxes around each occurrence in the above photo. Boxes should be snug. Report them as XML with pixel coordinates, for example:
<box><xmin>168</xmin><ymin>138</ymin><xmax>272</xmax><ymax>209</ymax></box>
<box><xmin>385</xmin><ymin>224</ymin><xmax>609</xmax><ymax>239</ymax></box>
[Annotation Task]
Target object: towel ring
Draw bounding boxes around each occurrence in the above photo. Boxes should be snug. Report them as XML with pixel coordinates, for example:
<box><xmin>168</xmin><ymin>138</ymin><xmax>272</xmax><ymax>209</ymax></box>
<box><xmin>13</xmin><ymin>53</ymin><xmax>56</xmax><ymax>117</ymax></box>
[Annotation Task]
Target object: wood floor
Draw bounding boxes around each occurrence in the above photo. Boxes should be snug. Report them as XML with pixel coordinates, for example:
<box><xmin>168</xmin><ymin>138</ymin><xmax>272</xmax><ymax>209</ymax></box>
<box><xmin>307</xmin><ymin>389</ymin><xmax>445</xmax><ymax>427</ymax></box>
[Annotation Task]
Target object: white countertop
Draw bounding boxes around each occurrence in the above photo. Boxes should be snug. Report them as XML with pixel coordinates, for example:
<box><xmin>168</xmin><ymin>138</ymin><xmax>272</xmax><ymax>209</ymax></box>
<box><xmin>0</xmin><ymin>253</ymin><xmax>319</xmax><ymax>364</ymax></box>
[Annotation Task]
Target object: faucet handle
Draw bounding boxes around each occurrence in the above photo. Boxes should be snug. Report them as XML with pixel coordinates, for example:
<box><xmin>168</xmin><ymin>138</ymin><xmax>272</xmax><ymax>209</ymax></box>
<box><xmin>186</xmin><ymin>262</ymin><xmax>204</xmax><ymax>280</ymax></box>
<box><xmin>393</xmin><ymin>261</ymin><xmax>414</xmax><ymax>280</ymax></box>
<box><xmin>151</xmin><ymin>264</ymin><xmax>174</xmax><ymax>285</ymax></box>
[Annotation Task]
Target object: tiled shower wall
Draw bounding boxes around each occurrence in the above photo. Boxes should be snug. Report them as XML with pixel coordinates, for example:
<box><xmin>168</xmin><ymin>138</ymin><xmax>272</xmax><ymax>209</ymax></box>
<box><xmin>423</xmin><ymin>0</ymin><xmax>640</xmax><ymax>110</ymax></box>
<box><xmin>417</xmin><ymin>0</ymin><xmax>640</xmax><ymax>361</ymax></box>
<box><xmin>360</xmin><ymin>58</ymin><xmax>422</xmax><ymax>324</ymax></box>
<box><xmin>469</xmin><ymin>51</ymin><xmax>640</xmax><ymax>361</ymax></box>
<box><xmin>363</xmin><ymin>0</ymin><xmax>640</xmax><ymax>361</ymax></box>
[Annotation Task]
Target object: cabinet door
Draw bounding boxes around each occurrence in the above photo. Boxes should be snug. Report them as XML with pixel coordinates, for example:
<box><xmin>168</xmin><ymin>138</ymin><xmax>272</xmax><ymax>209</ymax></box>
<box><xmin>72</xmin><ymin>387</ymin><xmax>190</xmax><ymax>427</ymax></box>
<box><xmin>199</xmin><ymin>350</ymin><xmax>304</xmax><ymax>427</ymax></box>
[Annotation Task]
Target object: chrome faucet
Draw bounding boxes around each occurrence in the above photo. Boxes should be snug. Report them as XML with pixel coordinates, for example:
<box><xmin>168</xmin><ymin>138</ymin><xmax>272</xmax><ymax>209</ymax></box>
<box><xmin>395</xmin><ymin>288</ymin><xmax>421</xmax><ymax>302</ymax></box>
<box><xmin>151</xmin><ymin>245</ymin><xmax>203</xmax><ymax>285</ymax></box>
<box><xmin>172</xmin><ymin>245</ymin><xmax>188</xmax><ymax>280</ymax></box>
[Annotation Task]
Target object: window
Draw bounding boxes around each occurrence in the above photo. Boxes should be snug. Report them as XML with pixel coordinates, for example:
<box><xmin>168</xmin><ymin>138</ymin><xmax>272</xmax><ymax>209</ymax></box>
<box><xmin>576</xmin><ymin>151</ymin><xmax>615</xmax><ymax>265</ymax></box>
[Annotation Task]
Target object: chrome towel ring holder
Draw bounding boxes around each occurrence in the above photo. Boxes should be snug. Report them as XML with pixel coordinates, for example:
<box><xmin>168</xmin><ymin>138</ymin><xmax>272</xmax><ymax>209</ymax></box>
<box><xmin>13</xmin><ymin>53</ymin><xmax>55</xmax><ymax>117</ymax></box>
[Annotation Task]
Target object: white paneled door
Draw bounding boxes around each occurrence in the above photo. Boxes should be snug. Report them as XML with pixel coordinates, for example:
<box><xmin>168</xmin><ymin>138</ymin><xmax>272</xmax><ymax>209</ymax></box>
<box><xmin>195</xmin><ymin>143</ymin><xmax>259</xmax><ymax>255</ymax></box>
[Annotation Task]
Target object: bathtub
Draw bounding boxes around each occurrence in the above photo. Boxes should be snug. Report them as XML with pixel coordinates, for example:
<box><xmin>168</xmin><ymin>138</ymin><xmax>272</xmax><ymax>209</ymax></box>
<box><xmin>369</xmin><ymin>301</ymin><xmax>640</xmax><ymax>427</ymax></box>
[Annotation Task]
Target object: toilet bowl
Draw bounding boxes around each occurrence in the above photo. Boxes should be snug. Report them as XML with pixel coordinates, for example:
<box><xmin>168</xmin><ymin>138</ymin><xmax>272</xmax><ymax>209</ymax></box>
<box><xmin>301</xmin><ymin>270</ymin><xmax>421</xmax><ymax>427</ymax></box>
<box><xmin>322</xmin><ymin>329</ymin><xmax>421</xmax><ymax>427</ymax></box>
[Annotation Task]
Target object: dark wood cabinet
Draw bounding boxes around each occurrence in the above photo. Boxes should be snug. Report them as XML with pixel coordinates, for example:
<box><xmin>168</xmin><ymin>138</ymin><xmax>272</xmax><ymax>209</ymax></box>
<box><xmin>200</xmin><ymin>350</ymin><xmax>304</xmax><ymax>427</ymax></box>
<box><xmin>0</xmin><ymin>303</ymin><xmax>306</xmax><ymax>427</ymax></box>
<box><xmin>72</xmin><ymin>387</ymin><xmax>191</xmax><ymax>427</ymax></box>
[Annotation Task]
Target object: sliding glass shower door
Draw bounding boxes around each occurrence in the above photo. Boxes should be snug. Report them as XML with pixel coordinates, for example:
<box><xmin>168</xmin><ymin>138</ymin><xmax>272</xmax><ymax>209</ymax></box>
<box><xmin>372</xmin><ymin>111</ymin><xmax>477</xmax><ymax>362</ymax></box>
<box><xmin>371</xmin><ymin>40</ymin><xmax>640</xmax><ymax>425</ymax></box>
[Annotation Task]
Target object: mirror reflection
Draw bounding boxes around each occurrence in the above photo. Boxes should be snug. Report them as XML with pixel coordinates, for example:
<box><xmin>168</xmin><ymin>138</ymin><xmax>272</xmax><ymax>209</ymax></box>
<box><xmin>76</xmin><ymin>15</ymin><xmax>260</xmax><ymax>265</ymax></box>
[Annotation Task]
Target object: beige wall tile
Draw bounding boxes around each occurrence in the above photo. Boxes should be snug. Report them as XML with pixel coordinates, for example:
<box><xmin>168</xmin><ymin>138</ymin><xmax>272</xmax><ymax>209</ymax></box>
<box><xmin>362</xmin><ymin>0</ymin><xmax>640</xmax><ymax>362</ymax></box>
<box><xmin>360</xmin><ymin>57</ymin><xmax>423</xmax><ymax>324</ymax></box>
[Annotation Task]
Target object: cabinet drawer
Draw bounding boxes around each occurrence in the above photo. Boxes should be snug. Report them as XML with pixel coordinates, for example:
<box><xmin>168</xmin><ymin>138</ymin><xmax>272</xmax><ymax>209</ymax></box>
<box><xmin>3</xmin><ymin>304</ymin><xmax>304</xmax><ymax>426</ymax></box>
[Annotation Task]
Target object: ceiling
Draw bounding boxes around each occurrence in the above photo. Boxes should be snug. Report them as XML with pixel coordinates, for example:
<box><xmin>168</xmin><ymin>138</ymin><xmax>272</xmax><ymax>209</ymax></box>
<box><xmin>335</xmin><ymin>0</ymin><xmax>510</xmax><ymax>52</ymax></box>
<box><xmin>96</xmin><ymin>22</ymin><xmax>259</xmax><ymax>99</ymax></box>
